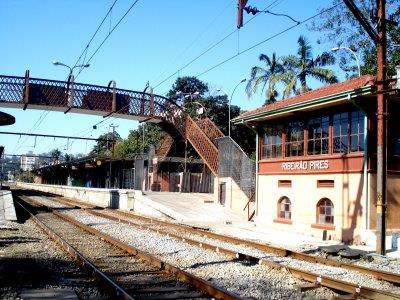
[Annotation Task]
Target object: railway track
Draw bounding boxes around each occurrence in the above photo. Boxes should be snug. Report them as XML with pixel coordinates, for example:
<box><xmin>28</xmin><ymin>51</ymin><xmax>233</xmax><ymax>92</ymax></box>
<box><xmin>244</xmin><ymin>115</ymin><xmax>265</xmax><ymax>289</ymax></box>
<box><xmin>14</xmin><ymin>195</ymin><xmax>241</xmax><ymax>300</ymax></box>
<box><xmin>14</xmin><ymin>190</ymin><xmax>400</xmax><ymax>299</ymax></box>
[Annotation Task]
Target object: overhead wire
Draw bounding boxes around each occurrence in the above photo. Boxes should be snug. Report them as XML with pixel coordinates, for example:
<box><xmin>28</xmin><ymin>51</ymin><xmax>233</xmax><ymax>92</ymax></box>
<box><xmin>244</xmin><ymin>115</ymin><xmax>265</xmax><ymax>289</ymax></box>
<box><xmin>194</xmin><ymin>2</ymin><xmax>343</xmax><ymax>79</ymax></box>
<box><xmin>75</xmin><ymin>0</ymin><xmax>141</xmax><ymax>79</ymax></box>
<box><xmin>72</xmin><ymin>0</ymin><xmax>119</xmax><ymax>69</ymax></box>
<box><xmin>151</xmin><ymin>0</ymin><xmax>235</xmax><ymax>84</ymax></box>
<box><xmin>153</xmin><ymin>0</ymin><xmax>283</xmax><ymax>90</ymax></box>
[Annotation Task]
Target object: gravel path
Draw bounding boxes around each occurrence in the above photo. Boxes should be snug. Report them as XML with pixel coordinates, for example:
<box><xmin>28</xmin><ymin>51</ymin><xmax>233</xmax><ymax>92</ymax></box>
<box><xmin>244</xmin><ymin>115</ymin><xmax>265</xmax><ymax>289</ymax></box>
<box><xmin>0</xmin><ymin>218</ymin><xmax>106</xmax><ymax>299</ymax></box>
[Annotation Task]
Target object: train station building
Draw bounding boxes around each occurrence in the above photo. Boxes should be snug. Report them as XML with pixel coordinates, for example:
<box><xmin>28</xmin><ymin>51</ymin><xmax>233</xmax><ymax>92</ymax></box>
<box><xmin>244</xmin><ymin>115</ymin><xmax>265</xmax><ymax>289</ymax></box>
<box><xmin>232</xmin><ymin>75</ymin><xmax>400</xmax><ymax>245</ymax></box>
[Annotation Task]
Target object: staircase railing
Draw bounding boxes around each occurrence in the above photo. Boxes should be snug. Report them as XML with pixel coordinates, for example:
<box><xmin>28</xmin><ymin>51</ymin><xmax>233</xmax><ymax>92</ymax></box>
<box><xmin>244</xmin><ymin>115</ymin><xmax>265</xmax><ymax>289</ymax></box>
<box><xmin>196</xmin><ymin>117</ymin><xmax>224</xmax><ymax>146</ymax></box>
<box><xmin>155</xmin><ymin>134</ymin><xmax>174</xmax><ymax>157</ymax></box>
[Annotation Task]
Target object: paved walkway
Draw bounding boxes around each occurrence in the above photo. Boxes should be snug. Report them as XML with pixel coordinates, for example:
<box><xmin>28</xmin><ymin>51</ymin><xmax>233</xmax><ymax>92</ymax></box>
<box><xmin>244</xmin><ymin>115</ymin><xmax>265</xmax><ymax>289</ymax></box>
<box><xmin>137</xmin><ymin>191</ymin><xmax>400</xmax><ymax>256</ymax></box>
<box><xmin>0</xmin><ymin>190</ymin><xmax>17</xmax><ymax>224</ymax></box>
<box><xmin>138</xmin><ymin>192</ymin><xmax>245</xmax><ymax>224</ymax></box>
<box><xmin>136</xmin><ymin>191</ymin><xmax>340</xmax><ymax>250</ymax></box>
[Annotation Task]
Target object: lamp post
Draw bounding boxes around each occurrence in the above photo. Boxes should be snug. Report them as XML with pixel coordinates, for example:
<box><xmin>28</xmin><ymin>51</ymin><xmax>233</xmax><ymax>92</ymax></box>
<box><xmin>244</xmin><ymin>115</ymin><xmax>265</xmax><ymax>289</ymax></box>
<box><xmin>331</xmin><ymin>46</ymin><xmax>361</xmax><ymax>77</ymax></box>
<box><xmin>52</xmin><ymin>61</ymin><xmax>90</xmax><ymax>77</ymax></box>
<box><xmin>217</xmin><ymin>78</ymin><xmax>246</xmax><ymax>137</ymax></box>
<box><xmin>53</xmin><ymin>61</ymin><xmax>90</xmax><ymax>107</ymax></box>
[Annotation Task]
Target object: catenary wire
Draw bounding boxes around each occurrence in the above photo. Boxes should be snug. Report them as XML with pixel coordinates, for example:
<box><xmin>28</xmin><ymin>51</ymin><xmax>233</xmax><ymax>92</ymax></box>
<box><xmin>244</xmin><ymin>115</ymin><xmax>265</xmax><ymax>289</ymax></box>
<box><xmin>72</xmin><ymin>0</ymin><xmax>119</xmax><ymax>69</ymax></box>
<box><xmin>151</xmin><ymin>0</ymin><xmax>235</xmax><ymax>85</ymax></box>
<box><xmin>75</xmin><ymin>0</ymin><xmax>141</xmax><ymax>79</ymax></box>
<box><xmin>153</xmin><ymin>0</ymin><xmax>282</xmax><ymax>90</ymax></box>
<box><xmin>194</xmin><ymin>2</ymin><xmax>342</xmax><ymax>79</ymax></box>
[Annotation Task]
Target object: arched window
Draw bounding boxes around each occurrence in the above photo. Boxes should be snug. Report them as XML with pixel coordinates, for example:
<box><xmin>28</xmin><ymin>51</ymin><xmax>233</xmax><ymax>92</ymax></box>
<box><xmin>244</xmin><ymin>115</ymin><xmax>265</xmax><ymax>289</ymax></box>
<box><xmin>317</xmin><ymin>198</ymin><xmax>334</xmax><ymax>224</ymax></box>
<box><xmin>278</xmin><ymin>196</ymin><xmax>291</xmax><ymax>219</ymax></box>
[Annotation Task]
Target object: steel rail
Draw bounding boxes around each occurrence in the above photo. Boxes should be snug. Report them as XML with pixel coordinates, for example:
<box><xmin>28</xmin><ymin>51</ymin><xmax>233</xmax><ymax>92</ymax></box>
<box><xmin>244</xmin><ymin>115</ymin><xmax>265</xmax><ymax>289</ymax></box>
<box><xmin>111</xmin><ymin>209</ymin><xmax>400</xmax><ymax>285</ymax></box>
<box><xmin>51</xmin><ymin>210</ymin><xmax>242</xmax><ymax>300</ymax></box>
<box><xmin>19</xmin><ymin>193</ymin><xmax>400</xmax><ymax>300</ymax></box>
<box><xmin>87</xmin><ymin>209</ymin><xmax>400</xmax><ymax>300</ymax></box>
<box><xmin>14</xmin><ymin>200</ymin><xmax>133</xmax><ymax>300</ymax></box>
<box><xmin>27</xmin><ymin>192</ymin><xmax>400</xmax><ymax>286</ymax></box>
<box><xmin>16</xmin><ymin>194</ymin><xmax>242</xmax><ymax>300</ymax></box>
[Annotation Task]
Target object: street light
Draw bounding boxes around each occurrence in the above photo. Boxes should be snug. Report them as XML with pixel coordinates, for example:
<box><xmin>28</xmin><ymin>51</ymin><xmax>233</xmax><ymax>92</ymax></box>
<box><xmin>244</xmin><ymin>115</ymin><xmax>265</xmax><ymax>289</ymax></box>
<box><xmin>331</xmin><ymin>46</ymin><xmax>361</xmax><ymax>77</ymax></box>
<box><xmin>52</xmin><ymin>61</ymin><xmax>90</xmax><ymax>77</ymax></box>
<box><xmin>53</xmin><ymin>61</ymin><xmax>90</xmax><ymax>107</ymax></box>
<box><xmin>217</xmin><ymin>78</ymin><xmax>247</xmax><ymax>137</ymax></box>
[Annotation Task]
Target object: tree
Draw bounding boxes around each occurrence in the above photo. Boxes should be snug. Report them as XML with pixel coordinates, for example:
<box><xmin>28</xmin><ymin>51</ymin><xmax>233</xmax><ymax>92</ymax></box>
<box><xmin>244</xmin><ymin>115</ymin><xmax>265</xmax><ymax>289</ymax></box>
<box><xmin>167</xmin><ymin>77</ymin><xmax>255</xmax><ymax>156</ymax></box>
<box><xmin>91</xmin><ymin>132</ymin><xmax>121</xmax><ymax>156</ymax></box>
<box><xmin>309</xmin><ymin>0</ymin><xmax>400</xmax><ymax>77</ymax></box>
<box><xmin>246</xmin><ymin>53</ymin><xmax>285</xmax><ymax>104</ymax></box>
<box><xmin>282</xmin><ymin>35</ymin><xmax>338</xmax><ymax>95</ymax></box>
<box><xmin>167</xmin><ymin>76</ymin><xmax>208</xmax><ymax>105</ymax></box>
<box><xmin>114</xmin><ymin>123</ymin><xmax>163</xmax><ymax>159</ymax></box>
<box><xmin>50</xmin><ymin>148</ymin><xmax>62</xmax><ymax>164</ymax></box>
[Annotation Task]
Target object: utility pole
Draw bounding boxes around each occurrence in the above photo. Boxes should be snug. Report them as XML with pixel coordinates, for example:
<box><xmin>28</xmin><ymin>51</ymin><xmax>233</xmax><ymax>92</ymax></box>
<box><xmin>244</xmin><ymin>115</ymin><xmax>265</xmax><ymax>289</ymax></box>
<box><xmin>109</xmin><ymin>124</ymin><xmax>119</xmax><ymax>157</ymax></box>
<box><xmin>109</xmin><ymin>124</ymin><xmax>119</xmax><ymax>188</ymax></box>
<box><xmin>343</xmin><ymin>0</ymin><xmax>388</xmax><ymax>254</ymax></box>
<box><xmin>375</xmin><ymin>0</ymin><xmax>388</xmax><ymax>255</ymax></box>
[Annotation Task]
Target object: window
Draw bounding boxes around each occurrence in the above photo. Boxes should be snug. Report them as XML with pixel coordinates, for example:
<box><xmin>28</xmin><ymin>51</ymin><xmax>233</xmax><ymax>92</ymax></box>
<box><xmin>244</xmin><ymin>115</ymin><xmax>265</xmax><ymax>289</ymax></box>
<box><xmin>350</xmin><ymin>111</ymin><xmax>365</xmax><ymax>152</ymax></box>
<box><xmin>278</xmin><ymin>180</ymin><xmax>292</xmax><ymax>187</ymax></box>
<box><xmin>333</xmin><ymin>113</ymin><xmax>349</xmax><ymax>153</ymax></box>
<box><xmin>317</xmin><ymin>198</ymin><xmax>334</xmax><ymax>224</ymax></box>
<box><xmin>333</xmin><ymin>111</ymin><xmax>364</xmax><ymax>154</ymax></box>
<box><xmin>317</xmin><ymin>180</ymin><xmax>334</xmax><ymax>188</ymax></box>
<box><xmin>262</xmin><ymin>127</ymin><xmax>282</xmax><ymax>159</ymax></box>
<box><xmin>285</xmin><ymin>122</ymin><xmax>304</xmax><ymax>157</ymax></box>
<box><xmin>308</xmin><ymin>116</ymin><xmax>329</xmax><ymax>155</ymax></box>
<box><xmin>278</xmin><ymin>196</ymin><xmax>291</xmax><ymax>219</ymax></box>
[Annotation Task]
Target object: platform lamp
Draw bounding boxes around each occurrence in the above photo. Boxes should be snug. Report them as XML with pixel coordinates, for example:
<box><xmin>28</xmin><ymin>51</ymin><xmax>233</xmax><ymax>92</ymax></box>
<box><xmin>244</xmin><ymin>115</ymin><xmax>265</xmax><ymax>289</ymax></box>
<box><xmin>331</xmin><ymin>46</ymin><xmax>361</xmax><ymax>77</ymax></box>
<box><xmin>52</xmin><ymin>61</ymin><xmax>90</xmax><ymax>107</ymax></box>
<box><xmin>217</xmin><ymin>78</ymin><xmax>247</xmax><ymax>137</ymax></box>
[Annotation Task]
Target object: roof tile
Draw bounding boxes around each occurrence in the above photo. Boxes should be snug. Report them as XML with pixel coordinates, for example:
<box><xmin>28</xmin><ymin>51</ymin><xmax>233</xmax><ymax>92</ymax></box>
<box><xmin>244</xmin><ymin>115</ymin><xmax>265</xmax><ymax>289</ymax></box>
<box><xmin>238</xmin><ymin>75</ymin><xmax>375</xmax><ymax>119</ymax></box>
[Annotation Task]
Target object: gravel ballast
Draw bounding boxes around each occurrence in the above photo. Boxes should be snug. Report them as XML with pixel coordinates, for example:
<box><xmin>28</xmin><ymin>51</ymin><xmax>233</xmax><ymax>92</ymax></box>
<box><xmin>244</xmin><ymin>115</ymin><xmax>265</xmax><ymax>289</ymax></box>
<box><xmin>0</xmin><ymin>217</ymin><xmax>107</xmax><ymax>299</ymax></box>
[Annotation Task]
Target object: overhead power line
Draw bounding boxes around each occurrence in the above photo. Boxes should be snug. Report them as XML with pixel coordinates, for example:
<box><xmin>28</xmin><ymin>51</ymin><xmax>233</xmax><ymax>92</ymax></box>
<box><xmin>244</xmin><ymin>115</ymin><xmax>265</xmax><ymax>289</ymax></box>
<box><xmin>73</xmin><ymin>0</ymin><xmax>119</xmax><ymax>69</ymax></box>
<box><xmin>194</xmin><ymin>2</ymin><xmax>342</xmax><ymax>79</ymax></box>
<box><xmin>153</xmin><ymin>0</ymin><xmax>283</xmax><ymax>90</ymax></box>
<box><xmin>0</xmin><ymin>131</ymin><xmax>112</xmax><ymax>142</ymax></box>
<box><xmin>76</xmin><ymin>0</ymin><xmax>141</xmax><ymax>79</ymax></box>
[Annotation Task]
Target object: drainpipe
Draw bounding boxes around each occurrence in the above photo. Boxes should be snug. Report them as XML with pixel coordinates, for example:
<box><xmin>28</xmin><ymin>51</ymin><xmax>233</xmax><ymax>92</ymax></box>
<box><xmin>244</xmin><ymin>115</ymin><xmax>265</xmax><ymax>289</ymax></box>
<box><xmin>364</xmin><ymin>114</ymin><xmax>369</xmax><ymax>231</ymax></box>
<box><xmin>255</xmin><ymin>127</ymin><xmax>259</xmax><ymax>217</ymax></box>
<box><xmin>347</xmin><ymin>93</ymin><xmax>369</xmax><ymax>232</ymax></box>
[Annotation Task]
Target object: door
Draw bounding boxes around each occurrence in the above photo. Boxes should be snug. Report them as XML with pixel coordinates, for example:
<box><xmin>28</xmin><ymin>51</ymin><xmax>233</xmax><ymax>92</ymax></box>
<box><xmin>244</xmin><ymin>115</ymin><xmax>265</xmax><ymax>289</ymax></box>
<box><xmin>219</xmin><ymin>183</ymin><xmax>226</xmax><ymax>206</ymax></box>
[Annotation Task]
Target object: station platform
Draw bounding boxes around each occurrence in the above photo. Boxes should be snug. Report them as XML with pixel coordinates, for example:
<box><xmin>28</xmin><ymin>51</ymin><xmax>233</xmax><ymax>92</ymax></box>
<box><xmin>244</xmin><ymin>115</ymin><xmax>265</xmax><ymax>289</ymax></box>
<box><xmin>0</xmin><ymin>189</ymin><xmax>17</xmax><ymax>224</ymax></box>
<box><xmin>135</xmin><ymin>191</ymin><xmax>245</xmax><ymax>224</ymax></box>
<box><xmin>134</xmin><ymin>191</ymin><xmax>343</xmax><ymax>251</ymax></box>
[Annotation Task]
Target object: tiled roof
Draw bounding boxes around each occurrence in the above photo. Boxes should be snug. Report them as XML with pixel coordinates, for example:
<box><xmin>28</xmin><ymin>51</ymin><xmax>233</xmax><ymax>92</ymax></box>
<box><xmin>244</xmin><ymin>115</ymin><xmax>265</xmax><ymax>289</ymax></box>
<box><xmin>238</xmin><ymin>75</ymin><xmax>375</xmax><ymax>119</ymax></box>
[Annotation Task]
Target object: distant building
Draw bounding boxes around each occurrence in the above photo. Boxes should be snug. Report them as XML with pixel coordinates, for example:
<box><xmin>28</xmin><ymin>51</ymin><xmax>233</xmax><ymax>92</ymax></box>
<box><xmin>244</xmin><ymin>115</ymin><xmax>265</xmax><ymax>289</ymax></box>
<box><xmin>20</xmin><ymin>151</ymin><xmax>37</xmax><ymax>171</ymax></box>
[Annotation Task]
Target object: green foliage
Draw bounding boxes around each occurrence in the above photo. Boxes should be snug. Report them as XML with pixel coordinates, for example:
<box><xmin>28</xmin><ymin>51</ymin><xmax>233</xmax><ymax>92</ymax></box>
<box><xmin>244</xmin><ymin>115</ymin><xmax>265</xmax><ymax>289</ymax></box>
<box><xmin>17</xmin><ymin>170</ymin><xmax>34</xmax><ymax>183</ymax></box>
<box><xmin>246</xmin><ymin>53</ymin><xmax>285</xmax><ymax>104</ymax></box>
<box><xmin>167</xmin><ymin>76</ymin><xmax>208</xmax><ymax>105</ymax></box>
<box><xmin>167</xmin><ymin>77</ymin><xmax>255</xmax><ymax>155</ymax></box>
<box><xmin>309</xmin><ymin>0</ymin><xmax>400</xmax><ymax>77</ymax></box>
<box><xmin>281</xmin><ymin>35</ymin><xmax>337</xmax><ymax>94</ymax></box>
<box><xmin>91</xmin><ymin>132</ymin><xmax>121</xmax><ymax>156</ymax></box>
<box><xmin>114</xmin><ymin>123</ymin><xmax>162</xmax><ymax>159</ymax></box>
<box><xmin>247</xmin><ymin>36</ymin><xmax>337</xmax><ymax>102</ymax></box>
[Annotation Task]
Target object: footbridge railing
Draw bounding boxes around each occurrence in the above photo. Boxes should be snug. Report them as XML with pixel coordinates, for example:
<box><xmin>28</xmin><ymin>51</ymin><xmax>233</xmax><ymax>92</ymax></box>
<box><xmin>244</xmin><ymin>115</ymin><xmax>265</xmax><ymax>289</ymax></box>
<box><xmin>0</xmin><ymin>72</ymin><xmax>220</xmax><ymax>175</ymax></box>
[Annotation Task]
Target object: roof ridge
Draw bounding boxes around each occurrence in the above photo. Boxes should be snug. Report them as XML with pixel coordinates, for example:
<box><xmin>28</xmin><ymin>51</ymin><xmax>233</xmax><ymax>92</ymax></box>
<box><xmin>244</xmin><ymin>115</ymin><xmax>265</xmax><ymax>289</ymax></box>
<box><xmin>237</xmin><ymin>75</ymin><xmax>375</xmax><ymax>120</ymax></box>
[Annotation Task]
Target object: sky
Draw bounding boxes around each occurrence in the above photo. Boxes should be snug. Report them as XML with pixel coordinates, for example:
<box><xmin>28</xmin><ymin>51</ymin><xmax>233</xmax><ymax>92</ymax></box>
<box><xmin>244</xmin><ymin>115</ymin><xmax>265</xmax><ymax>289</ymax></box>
<box><xmin>0</xmin><ymin>0</ymin><xmax>345</xmax><ymax>156</ymax></box>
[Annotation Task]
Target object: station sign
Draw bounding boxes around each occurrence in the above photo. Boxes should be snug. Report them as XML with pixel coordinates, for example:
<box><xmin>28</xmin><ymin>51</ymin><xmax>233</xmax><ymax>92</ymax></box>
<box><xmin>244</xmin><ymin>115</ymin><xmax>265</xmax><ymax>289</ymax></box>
<box><xmin>281</xmin><ymin>159</ymin><xmax>329</xmax><ymax>171</ymax></box>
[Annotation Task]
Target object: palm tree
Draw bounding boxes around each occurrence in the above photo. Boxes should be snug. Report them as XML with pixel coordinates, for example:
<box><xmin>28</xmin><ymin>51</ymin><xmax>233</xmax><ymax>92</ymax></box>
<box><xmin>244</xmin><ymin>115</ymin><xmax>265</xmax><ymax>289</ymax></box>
<box><xmin>246</xmin><ymin>53</ymin><xmax>284</xmax><ymax>104</ymax></box>
<box><xmin>282</xmin><ymin>35</ymin><xmax>338</xmax><ymax>96</ymax></box>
